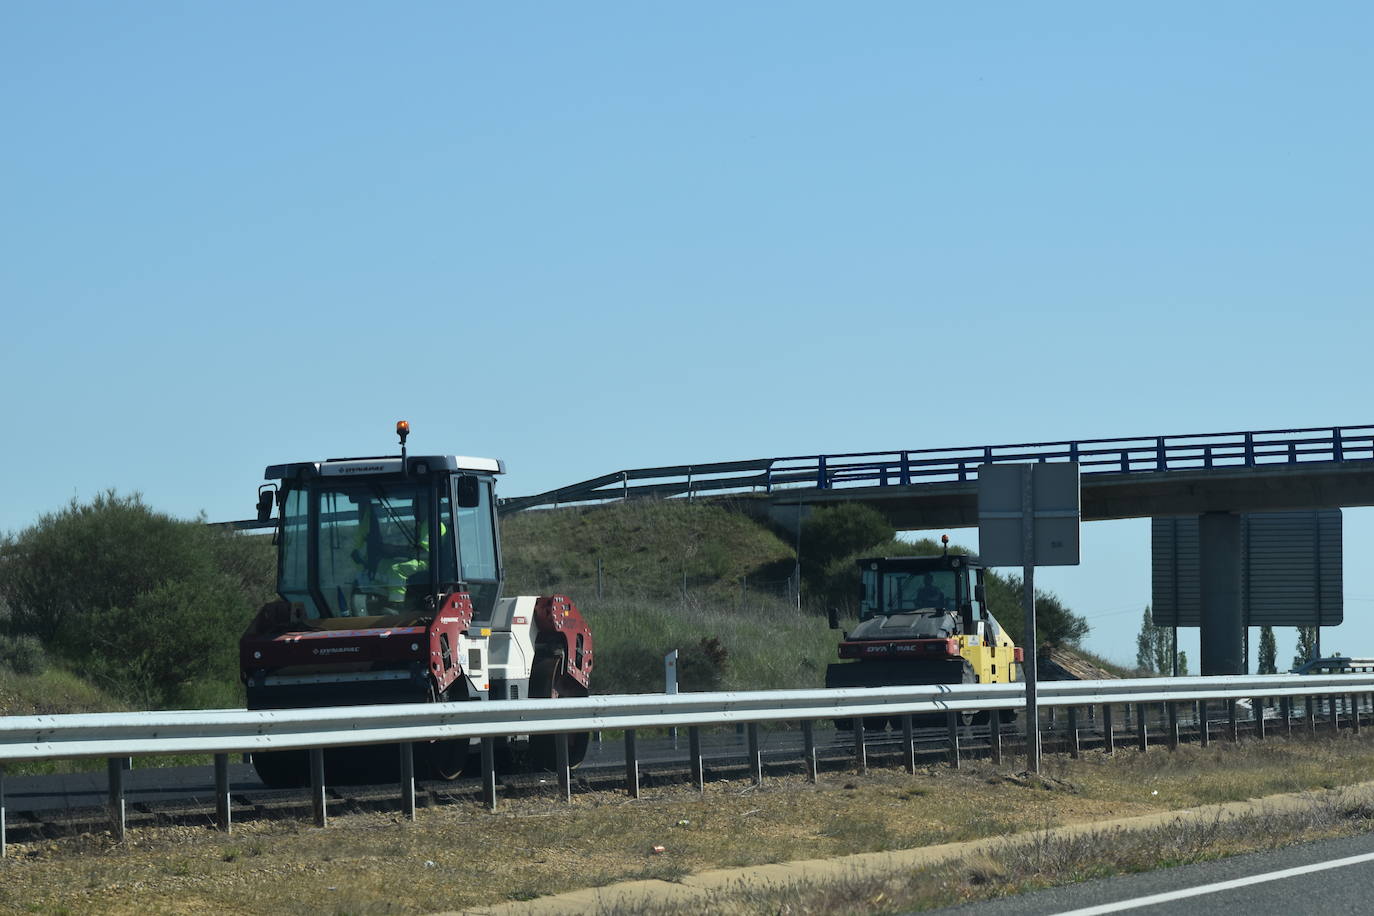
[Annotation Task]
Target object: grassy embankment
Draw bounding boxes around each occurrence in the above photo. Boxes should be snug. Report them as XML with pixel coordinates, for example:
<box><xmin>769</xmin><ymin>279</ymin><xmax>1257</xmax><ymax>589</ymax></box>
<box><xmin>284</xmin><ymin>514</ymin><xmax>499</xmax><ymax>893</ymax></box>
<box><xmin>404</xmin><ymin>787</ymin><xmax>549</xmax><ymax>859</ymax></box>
<box><xmin>501</xmin><ymin>498</ymin><xmax>839</xmax><ymax>694</ymax></box>
<box><xmin>0</xmin><ymin>667</ymin><xmax>128</xmax><ymax>718</ymax></box>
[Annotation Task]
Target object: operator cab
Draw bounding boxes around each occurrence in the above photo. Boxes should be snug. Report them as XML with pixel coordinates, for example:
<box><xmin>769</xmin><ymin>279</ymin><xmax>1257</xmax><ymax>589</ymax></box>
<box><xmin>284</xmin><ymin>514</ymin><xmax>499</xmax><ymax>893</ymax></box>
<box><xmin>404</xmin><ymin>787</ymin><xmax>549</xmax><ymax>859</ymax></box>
<box><xmin>259</xmin><ymin>423</ymin><xmax>504</xmax><ymax>624</ymax></box>
<box><xmin>850</xmin><ymin>554</ymin><xmax>998</xmax><ymax>643</ymax></box>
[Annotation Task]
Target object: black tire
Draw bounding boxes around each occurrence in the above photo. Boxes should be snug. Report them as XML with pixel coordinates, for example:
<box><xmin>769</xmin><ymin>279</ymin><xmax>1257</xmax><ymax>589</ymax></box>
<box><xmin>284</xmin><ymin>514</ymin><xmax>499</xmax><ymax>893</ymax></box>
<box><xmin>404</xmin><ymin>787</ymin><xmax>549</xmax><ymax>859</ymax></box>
<box><xmin>421</xmin><ymin>737</ymin><xmax>470</xmax><ymax>780</ymax></box>
<box><xmin>527</xmin><ymin>656</ymin><xmax>591</xmax><ymax>772</ymax></box>
<box><xmin>251</xmin><ymin>749</ymin><xmax>309</xmax><ymax>789</ymax></box>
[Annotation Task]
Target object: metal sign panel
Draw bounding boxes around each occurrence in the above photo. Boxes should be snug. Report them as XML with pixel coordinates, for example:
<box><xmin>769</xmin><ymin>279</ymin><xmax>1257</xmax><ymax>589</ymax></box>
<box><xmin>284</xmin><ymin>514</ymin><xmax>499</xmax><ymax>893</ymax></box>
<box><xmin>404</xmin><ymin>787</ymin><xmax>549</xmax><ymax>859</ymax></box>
<box><xmin>977</xmin><ymin>463</ymin><xmax>1081</xmax><ymax>567</ymax></box>
<box><xmin>1151</xmin><ymin>509</ymin><xmax>1342</xmax><ymax>627</ymax></box>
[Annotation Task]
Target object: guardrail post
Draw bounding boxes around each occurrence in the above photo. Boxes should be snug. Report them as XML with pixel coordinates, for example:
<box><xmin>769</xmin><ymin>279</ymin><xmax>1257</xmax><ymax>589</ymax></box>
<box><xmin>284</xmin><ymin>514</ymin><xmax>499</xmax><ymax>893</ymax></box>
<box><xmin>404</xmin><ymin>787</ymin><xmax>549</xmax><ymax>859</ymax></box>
<box><xmin>899</xmin><ymin>452</ymin><xmax>910</xmax><ymax>486</ymax></box>
<box><xmin>802</xmin><ymin>720</ymin><xmax>818</xmax><ymax>783</ymax></box>
<box><xmin>946</xmin><ymin>711</ymin><xmax>961</xmax><ymax>768</ymax></box>
<box><xmin>481</xmin><ymin>737</ymin><xmax>497</xmax><ymax>811</ymax></box>
<box><xmin>310</xmin><ymin>748</ymin><xmax>326</xmax><ymax>827</ymax></box>
<box><xmin>555</xmin><ymin>733</ymin><xmax>571</xmax><ymax>802</ymax></box>
<box><xmin>214</xmin><ymin>753</ymin><xmax>232</xmax><ymax>832</ymax></box>
<box><xmin>988</xmin><ymin>713</ymin><xmax>1002</xmax><ymax>766</ymax></box>
<box><xmin>1156</xmin><ymin>437</ymin><xmax>1167</xmax><ymax>471</ymax></box>
<box><xmin>1119</xmin><ymin>450</ymin><xmax>1129</xmax><ymax>472</ymax></box>
<box><xmin>1204</xmin><ymin>445</ymin><xmax>1214</xmax><ymax>469</ymax></box>
<box><xmin>1067</xmin><ymin>706</ymin><xmax>1080</xmax><ymax>759</ymax></box>
<box><xmin>747</xmin><ymin>723</ymin><xmax>762</xmax><ymax>786</ymax></box>
<box><xmin>1103</xmin><ymin>705</ymin><xmax>1115</xmax><ymax>754</ymax></box>
<box><xmin>1136</xmin><ymin>703</ymin><xmax>1148</xmax><ymax>752</ymax></box>
<box><xmin>816</xmin><ymin>456</ymin><xmax>828</xmax><ymax>488</ymax></box>
<box><xmin>1245</xmin><ymin>432</ymin><xmax>1255</xmax><ymax>466</ymax></box>
<box><xmin>108</xmin><ymin>757</ymin><xmax>128</xmax><ymax>840</ymax></box>
<box><xmin>902</xmin><ymin>715</ymin><xmax>917</xmax><ymax>772</ymax></box>
<box><xmin>1334</xmin><ymin>428</ymin><xmax>1344</xmax><ymax>462</ymax></box>
<box><xmin>398</xmin><ymin>743</ymin><xmax>416</xmax><ymax>820</ymax></box>
<box><xmin>625</xmin><ymin>729</ymin><xmax>640</xmax><ymax>797</ymax></box>
<box><xmin>1</xmin><ymin>765</ymin><xmax>7</xmax><ymax>858</ymax></box>
<box><xmin>1281</xmin><ymin>696</ymin><xmax>1292</xmax><ymax>737</ymax></box>
<box><xmin>1307</xmin><ymin>696</ymin><xmax>1317</xmax><ymax>736</ymax></box>
<box><xmin>1227</xmin><ymin>700</ymin><xmax>1239</xmax><ymax>742</ymax></box>
<box><xmin>1351</xmin><ymin>696</ymin><xmax>1361</xmax><ymax>735</ymax></box>
<box><xmin>1167</xmin><ymin>702</ymin><xmax>1179</xmax><ymax>750</ymax></box>
<box><xmin>1254</xmin><ymin>700</ymin><xmax>1266</xmax><ymax>740</ymax></box>
<box><xmin>689</xmin><ymin>726</ymin><xmax>704</xmax><ymax>792</ymax></box>
<box><xmin>1198</xmin><ymin>701</ymin><xmax>1210</xmax><ymax>746</ymax></box>
<box><xmin>1329</xmin><ymin>695</ymin><xmax>1341</xmax><ymax>733</ymax></box>
<box><xmin>854</xmin><ymin>719</ymin><xmax>867</xmax><ymax>774</ymax></box>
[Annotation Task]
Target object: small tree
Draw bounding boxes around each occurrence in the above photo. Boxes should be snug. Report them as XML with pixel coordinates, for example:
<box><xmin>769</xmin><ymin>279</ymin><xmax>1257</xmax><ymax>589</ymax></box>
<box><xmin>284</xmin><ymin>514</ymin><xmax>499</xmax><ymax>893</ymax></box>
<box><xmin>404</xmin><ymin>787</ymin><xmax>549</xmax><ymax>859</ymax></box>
<box><xmin>1135</xmin><ymin>606</ymin><xmax>1183</xmax><ymax>675</ymax></box>
<box><xmin>1257</xmin><ymin>626</ymin><xmax>1278</xmax><ymax>674</ymax></box>
<box><xmin>1293</xmin><ymin>626</ymin><xmax>1319</xmax><ymax>670</ymax></box>
<box><xmin>1136</xmin><ymin>608</ymin><xmax>1159</xmax><ymax>671</ymax></box>
<box><xmin>1177</xmin><ymin>651</ymin><xmax>1189</xmax><ymax>676</ymax></box>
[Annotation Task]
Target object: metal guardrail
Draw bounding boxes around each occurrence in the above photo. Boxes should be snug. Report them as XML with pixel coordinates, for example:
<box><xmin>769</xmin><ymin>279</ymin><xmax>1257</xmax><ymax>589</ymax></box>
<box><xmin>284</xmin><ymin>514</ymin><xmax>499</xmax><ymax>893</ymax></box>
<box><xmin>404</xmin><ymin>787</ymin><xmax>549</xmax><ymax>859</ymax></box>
<box><xmin>499</xmin><ymin>423</ymin><xmax>1374</xmax><ymax>513</ymax></box>
<box><xmin>4</xmin><ymin>673</ymin><xmax>1374</xmax><ymax>849</ymax></box>
<box><xmin>4</xmin><ymin>675</ymin><xmax>1371</xmax><ymax>762</ymax></box>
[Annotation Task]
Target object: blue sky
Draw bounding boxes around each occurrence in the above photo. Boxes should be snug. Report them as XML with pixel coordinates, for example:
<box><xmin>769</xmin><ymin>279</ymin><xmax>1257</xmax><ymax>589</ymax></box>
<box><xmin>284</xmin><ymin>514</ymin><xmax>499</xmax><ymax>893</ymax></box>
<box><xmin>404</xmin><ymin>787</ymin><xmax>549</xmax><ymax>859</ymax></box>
<box><xmin>3</xmin><ymin>2</ymin><xmax>1371</xmax><ymax>668</ymax></box>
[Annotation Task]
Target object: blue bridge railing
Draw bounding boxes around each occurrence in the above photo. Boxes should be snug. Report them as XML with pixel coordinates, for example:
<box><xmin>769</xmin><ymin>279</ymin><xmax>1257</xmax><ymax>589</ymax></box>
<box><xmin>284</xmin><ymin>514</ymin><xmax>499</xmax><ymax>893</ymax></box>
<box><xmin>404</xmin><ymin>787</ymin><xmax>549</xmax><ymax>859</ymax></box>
<box><xmin>498</xmin><ymin>424</ymin><xmax>1374</xmax><ymax>514</ymax></box>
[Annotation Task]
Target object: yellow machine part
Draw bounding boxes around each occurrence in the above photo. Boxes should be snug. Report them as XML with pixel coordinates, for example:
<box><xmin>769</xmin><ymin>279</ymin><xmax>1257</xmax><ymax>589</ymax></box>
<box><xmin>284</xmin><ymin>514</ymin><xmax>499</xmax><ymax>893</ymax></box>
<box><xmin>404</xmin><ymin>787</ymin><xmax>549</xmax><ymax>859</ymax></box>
<box><xmin>954</xmin><ymin>621</ymin><xmax>1020</xmax><ymax>685</ymax></box>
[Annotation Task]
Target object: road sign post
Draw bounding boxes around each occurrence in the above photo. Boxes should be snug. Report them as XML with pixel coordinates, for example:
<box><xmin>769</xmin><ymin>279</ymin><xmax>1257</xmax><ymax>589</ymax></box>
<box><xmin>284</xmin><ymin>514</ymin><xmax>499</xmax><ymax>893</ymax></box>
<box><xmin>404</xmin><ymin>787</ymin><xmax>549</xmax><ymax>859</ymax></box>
<box><xmin>979</xmin><ymin>462</ymin><xmax>1080</xmax><ymax>774</ymax></box>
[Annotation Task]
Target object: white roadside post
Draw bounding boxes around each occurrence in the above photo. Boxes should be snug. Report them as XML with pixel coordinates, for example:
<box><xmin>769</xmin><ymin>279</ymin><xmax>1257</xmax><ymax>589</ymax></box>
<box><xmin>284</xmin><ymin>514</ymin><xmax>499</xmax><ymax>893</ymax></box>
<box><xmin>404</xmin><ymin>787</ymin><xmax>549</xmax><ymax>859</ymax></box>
<box><xmin>978</xmin><ymin>462</ymin><xmax>1080</xmax><ymax>774</ymax></box>
<box><xmin>666</xmin><ymin>649</ymin><xmax>679</xmax><ymax>743</ymax></box>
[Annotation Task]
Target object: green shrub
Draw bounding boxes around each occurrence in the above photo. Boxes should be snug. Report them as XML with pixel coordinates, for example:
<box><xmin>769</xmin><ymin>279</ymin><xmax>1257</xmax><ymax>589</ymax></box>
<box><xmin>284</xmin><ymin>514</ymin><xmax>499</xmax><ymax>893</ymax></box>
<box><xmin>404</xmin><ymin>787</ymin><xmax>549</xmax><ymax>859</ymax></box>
<box><xmin>0</xmin><ymin>491</ymin><xmax>274</xmax><ymax>707</ymax></box>
<box><xmin>981</xmin><ymin>573</ymin><xmax>1088</xmax><ymax>648</ymax></box>
<box><xmin>0</xmin><ymin>632</ymin><xmax>47</xmax><ymax>675</ymax></box>
<box><xmin>799</xmin><ymin>504</ymin><xmax>894</xmax><ymax>584</ymax></box>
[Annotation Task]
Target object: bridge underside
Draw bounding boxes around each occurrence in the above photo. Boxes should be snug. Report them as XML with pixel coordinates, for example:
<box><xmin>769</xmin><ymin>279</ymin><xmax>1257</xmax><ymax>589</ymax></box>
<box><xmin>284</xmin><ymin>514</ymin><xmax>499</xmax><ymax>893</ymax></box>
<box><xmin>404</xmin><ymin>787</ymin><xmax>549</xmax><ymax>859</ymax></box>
<box><xmin>761</xmin><ymin>463</ymin><xmax>1374</xmax><ymax>531</ymax></box>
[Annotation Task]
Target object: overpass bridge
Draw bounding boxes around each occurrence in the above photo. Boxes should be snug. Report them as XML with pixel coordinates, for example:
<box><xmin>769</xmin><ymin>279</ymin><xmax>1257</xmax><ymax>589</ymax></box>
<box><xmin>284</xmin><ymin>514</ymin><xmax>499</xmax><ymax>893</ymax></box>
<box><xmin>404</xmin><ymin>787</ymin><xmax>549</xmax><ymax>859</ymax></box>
<box><xmin>504</xmin><ymin>424</ymin><xmax>1374</xmax><ymax>678</ymax></box>
<box><xmin>502</xmin><ymin>424</ymin><xmax>1374</xmax><ymax>524</ymax></box>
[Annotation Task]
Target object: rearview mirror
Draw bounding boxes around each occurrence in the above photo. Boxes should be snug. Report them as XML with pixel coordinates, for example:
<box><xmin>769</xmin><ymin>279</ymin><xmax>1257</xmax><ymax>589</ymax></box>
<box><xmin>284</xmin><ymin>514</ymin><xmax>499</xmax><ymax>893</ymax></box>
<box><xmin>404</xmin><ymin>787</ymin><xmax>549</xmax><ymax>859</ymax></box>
<box><xmin>455</xmin><ymin>475</ymin><xmax>481</xmax><ymax>508</ymax></box>
<box><xmin>255</xmin><ymin>486</ymin><xmax>276</xmax><ymax>523</ymax></box>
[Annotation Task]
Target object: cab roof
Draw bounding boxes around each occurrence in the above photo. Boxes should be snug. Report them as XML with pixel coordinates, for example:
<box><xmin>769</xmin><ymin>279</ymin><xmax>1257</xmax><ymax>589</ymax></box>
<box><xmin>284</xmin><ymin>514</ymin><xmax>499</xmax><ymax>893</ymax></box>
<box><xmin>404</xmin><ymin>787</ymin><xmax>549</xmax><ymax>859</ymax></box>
<box><xmin>857</xmin><ymin>554</ymin><xmax>981</xmax><ymax>571</ymax></box>
<box><xmin>265</xmin><ymin>455</ymin><xmax>505</xmax><ymax>480</ymax></box>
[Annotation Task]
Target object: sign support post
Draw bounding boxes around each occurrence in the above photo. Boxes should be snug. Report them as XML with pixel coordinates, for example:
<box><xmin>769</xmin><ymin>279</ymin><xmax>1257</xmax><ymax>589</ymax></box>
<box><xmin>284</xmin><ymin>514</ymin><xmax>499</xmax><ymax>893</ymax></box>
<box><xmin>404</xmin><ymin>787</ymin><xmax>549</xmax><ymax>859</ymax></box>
<box><xmin>1020</xmin><ymin>466</ymin><xmax>1040</xmax><ymax>772</ymax></box>
<box><xmin>979</xmin><ymin>462</ymin><xmax>1080</xmax><ymax>776</ymax></box>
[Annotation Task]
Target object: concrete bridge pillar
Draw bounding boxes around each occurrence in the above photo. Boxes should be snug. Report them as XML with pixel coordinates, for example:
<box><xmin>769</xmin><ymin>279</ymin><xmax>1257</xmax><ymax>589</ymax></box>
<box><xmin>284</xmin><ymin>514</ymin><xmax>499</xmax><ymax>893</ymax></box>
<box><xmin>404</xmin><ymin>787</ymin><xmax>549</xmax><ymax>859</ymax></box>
<box><xmin>1199</xmin><ymin>511</ymin><xmax>1244</xmax><ymax>676</ymax></box>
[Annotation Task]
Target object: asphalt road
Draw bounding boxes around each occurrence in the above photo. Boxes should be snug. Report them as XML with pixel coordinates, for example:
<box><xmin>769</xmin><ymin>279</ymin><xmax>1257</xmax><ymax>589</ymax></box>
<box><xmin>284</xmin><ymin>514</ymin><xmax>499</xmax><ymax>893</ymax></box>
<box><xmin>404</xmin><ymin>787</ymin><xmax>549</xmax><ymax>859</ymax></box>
<box><xmin>930</xmin><ymin>830</ymin><xmax>1374</xmax><ymax>915</ymax></box>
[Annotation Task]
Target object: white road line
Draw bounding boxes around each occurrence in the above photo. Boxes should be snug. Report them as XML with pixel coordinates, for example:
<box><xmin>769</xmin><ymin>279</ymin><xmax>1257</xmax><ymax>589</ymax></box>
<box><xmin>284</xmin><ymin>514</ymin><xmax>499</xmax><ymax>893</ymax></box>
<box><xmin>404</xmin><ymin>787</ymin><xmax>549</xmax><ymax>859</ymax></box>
<box><xmin>1052</xmin><ymin>850</ymin><xmax>1374</xmax><ymax>915</ymax></box>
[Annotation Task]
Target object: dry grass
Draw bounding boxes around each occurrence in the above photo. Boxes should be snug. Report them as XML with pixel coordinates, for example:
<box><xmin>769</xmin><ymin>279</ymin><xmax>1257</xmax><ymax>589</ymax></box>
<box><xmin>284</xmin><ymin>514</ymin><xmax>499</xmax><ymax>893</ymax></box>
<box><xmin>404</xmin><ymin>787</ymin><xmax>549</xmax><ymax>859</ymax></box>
<box><xmin>617</xmin><ymin>788</ymin><xmax>1374</xmax><ymax>915</ymax></box>
<box><xmin>7</xmin><ymin>732</ymin><xmax>1374</xmax><ymax>914</ymax></box>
